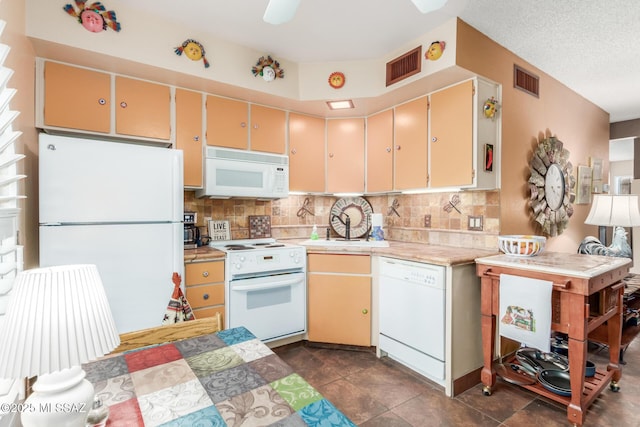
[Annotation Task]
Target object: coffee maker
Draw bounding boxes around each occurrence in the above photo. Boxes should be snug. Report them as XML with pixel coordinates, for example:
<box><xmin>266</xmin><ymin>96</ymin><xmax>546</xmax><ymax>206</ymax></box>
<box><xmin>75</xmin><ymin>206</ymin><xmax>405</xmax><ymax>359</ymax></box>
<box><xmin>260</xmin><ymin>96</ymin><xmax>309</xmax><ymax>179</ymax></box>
<box><xmin>184</xmin><ymin>212</ymin><xmax>200</xmax><ymax>249</ymax></box>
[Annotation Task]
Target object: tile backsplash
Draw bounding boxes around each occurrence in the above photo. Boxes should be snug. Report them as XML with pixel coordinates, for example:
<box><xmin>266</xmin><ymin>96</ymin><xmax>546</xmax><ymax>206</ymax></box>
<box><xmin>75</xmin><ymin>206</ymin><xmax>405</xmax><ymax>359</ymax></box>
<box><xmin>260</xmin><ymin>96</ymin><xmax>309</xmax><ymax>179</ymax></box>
<box><xmin>184</xmin><ymin>189</ymin><xmax>500</xmax><ymax>250</ymax></box>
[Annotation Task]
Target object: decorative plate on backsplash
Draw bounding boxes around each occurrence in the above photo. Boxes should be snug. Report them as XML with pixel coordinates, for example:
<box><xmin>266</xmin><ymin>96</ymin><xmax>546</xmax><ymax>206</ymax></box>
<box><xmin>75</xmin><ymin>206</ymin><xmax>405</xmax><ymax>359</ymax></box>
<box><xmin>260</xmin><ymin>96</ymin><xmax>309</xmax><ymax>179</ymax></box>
<box><xmin>329</xmin><ymin>197</ymin><xmax>373</xmax><ymax>238</ymax></box>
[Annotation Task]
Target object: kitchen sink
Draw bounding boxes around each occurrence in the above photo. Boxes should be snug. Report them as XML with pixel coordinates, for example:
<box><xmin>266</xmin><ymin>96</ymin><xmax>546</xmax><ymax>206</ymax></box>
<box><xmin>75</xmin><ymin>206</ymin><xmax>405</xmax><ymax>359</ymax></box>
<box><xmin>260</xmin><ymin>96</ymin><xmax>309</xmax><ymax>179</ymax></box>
<box><xmin>301</xmin><ymin>239</ymin><xmax>389</xmax><ymax>247</ymax></box>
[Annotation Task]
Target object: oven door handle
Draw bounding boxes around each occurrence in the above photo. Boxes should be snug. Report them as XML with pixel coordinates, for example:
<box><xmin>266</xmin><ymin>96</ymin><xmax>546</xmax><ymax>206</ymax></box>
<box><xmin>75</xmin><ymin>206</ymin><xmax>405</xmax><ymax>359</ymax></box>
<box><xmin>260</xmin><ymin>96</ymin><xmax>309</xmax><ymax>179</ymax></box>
<box><xmin>232</xmin><ymin>277</ymin><xmax>303</xmax><ymax>292</ymax></box>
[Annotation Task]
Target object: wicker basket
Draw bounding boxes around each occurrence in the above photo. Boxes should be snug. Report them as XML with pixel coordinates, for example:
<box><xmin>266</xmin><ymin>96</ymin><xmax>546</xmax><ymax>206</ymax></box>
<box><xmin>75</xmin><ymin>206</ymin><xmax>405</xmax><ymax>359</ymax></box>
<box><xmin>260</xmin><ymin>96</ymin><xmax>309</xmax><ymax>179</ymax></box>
<box><xmin>498</xmin><ymin>235</ymin><xmax>546</xmax><ymax>257</ymax></box>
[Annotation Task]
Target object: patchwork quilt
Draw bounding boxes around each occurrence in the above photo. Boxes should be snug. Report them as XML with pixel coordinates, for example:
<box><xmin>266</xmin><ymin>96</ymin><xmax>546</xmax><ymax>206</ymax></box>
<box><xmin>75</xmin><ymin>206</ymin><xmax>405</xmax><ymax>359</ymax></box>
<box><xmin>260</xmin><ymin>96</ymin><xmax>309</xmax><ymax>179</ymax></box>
<box><xmin>83</xmin><ymin>326</ymin><xmax>356</xmax><ymax>426</ymax></box>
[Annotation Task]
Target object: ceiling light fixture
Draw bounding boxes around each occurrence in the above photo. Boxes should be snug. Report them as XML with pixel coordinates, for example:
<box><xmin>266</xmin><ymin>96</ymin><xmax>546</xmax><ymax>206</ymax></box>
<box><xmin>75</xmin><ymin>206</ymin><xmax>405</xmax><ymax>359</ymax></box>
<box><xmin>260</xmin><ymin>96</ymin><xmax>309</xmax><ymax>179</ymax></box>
<box><xmin>410</xmin><ymin>0</ymin><xmax>448</xmax><ymax>13</ymax></box>
<box><xmin>263</xmin><ymin>0</ymin><xmax>301</xmax><ymax>25</ymax></box>
<box><xmin>326</xmin><ymin>100</ymin><xmax>354</xmax><ymax>110</ymax></box>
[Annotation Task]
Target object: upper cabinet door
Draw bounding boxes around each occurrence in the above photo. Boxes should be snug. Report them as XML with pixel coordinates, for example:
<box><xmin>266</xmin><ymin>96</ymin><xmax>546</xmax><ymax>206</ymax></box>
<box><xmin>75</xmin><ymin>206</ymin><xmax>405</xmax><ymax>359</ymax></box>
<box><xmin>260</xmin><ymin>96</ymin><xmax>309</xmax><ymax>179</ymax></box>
<box><xmin>250</xmin><ymin>105</ymin><xmax>286</xmax><ymax>154</ymax></box>
<box><xmin>206</xmin><ymin>95</ymin><xmax>248</xmax><ymax>149</ymax></box>
<box><xmin>115</xmin><ymin>76</ymin><xmax>171</xmax><ymax>140</ymax></box>
<box><xmin>394</xmin><ymin>96</ymin><xmax>428</xmax><ymax>190</ymax></box>
<box><xmin>289</xmin><ymin>113</ymin><xmax>325</xmax><ymax>193</ymax></box>
<box><xmin>176</xmin><ymin>89</ymin><xmax>203</xmax><ymax>188</ymax></box>
<box><xmin>327</xmin><ymin>118</ymin><xmax>365</xmax><ymax>193</ymax></box>
<box><xmin>43</xmin><ymin>61</ymin><xmax>111</xmax><ymax>133</ymax></box>
<box><xmin>429</xmin><ymin>80</ymin><xmax>474</xmax><ymax>188</ymax></box>
<box><xmin>366</xmin><ymin>109</ymin><xmax>394</xmax><ymax>193</ymax></box>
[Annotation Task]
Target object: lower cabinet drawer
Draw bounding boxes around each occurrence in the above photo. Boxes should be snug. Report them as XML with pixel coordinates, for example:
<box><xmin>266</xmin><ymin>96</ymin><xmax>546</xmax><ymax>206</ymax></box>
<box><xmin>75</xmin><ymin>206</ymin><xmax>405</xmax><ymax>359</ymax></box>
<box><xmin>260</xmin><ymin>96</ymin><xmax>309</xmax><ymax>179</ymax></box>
<box><xmin>186</xmin><ymin>284</ymin><xmax>224</xmax><ymax>309</ymax></box>
<box><xmin>193</xmin><ymin>306</ymin><xmax>225</xmax><ymax>326</ymax></box>
<box><xmin>186</xmin><ymin>261</ymin><xmax>224</xmax><ymax>285</ymax></box>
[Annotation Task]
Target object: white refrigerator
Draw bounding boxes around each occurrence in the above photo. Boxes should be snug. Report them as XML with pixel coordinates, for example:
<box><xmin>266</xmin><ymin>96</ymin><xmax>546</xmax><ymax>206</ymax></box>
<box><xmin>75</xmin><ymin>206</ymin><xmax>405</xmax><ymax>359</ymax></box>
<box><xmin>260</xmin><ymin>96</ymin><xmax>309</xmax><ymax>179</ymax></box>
<box><xmin>38</xmin><ymin>133</ymin><xmax>184</xmax><ymax>333</ymax></box>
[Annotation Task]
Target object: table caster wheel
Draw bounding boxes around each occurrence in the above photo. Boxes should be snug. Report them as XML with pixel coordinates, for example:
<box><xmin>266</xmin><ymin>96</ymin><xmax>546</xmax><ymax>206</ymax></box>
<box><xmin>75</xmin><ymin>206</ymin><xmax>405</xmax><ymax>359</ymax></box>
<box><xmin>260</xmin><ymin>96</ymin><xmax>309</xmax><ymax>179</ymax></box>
<box><xmin>482</xmin><ymin>385</ymin><xmax>492</xmax><ymax>396</ymax></box>
<box><xmin>610</xmin><ymin>381</ymin><xmax>620</xmax><ymax>392</ymax></box>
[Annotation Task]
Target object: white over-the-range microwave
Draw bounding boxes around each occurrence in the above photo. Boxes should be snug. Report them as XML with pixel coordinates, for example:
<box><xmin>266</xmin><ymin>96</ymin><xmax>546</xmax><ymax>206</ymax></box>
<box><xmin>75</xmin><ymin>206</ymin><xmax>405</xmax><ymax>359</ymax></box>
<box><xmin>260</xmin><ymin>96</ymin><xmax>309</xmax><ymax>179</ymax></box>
<box><xmin>195</xmin><ymin>146</ymin><xmax>289</xmax><ymax>199</ymax></box>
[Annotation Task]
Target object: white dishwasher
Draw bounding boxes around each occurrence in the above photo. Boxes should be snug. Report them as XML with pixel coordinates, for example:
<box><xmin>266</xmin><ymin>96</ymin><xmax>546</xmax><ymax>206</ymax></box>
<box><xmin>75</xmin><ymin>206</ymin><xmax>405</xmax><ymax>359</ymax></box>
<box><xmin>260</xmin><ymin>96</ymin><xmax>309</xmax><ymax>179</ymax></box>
<box><xmin>378</xmin><ymin>257</ymin><xmax>446</xmax><ymax>385</ymax></box>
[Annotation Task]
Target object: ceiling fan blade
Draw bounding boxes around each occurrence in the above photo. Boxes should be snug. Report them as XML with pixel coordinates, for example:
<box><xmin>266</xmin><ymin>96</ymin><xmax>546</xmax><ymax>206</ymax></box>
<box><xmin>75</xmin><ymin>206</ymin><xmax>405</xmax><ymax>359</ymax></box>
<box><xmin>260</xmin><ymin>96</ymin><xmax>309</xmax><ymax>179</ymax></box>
<box><xmin>410</xmin><ymin>0</ymin><xmax>448</xmax><ymax>14</ymax></box>
<box><xmin>263</xmin><ymin>0</ymin><xmax>301</xmax><ymax>25</ymax></box>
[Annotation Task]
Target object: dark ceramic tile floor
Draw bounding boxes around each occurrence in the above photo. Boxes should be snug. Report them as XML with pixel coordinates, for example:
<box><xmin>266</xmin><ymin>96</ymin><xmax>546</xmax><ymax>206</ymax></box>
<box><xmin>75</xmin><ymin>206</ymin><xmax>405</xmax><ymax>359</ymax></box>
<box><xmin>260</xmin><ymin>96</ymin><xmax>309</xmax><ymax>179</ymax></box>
<box><xmin>273</xmin><ymin>338</ymin><xmax>640</xmax><ymax>426</ymax></box>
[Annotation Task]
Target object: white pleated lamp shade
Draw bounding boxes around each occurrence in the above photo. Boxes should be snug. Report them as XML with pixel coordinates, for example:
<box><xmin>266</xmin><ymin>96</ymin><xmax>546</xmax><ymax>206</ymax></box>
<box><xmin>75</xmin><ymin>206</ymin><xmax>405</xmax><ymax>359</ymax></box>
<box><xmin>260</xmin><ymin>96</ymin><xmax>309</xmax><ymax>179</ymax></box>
<box><xmin>0</xmin><ymin>264</ymin><xmax>120</xmax><ymax>380</ymax></box>
<box><xmin>585</xmin><ymin>194</ymin><xmax>640</xmax><ymax>227</ymax></box>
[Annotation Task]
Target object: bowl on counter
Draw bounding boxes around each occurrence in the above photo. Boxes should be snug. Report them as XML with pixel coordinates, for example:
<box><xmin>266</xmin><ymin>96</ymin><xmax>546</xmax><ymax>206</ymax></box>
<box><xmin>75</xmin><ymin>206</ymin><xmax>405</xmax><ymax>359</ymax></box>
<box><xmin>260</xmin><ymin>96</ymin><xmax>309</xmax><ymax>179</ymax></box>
<box><xmin>498</xmin><ymin>235</ymin><xmax>546</xmax><ymax>257</ymax></box>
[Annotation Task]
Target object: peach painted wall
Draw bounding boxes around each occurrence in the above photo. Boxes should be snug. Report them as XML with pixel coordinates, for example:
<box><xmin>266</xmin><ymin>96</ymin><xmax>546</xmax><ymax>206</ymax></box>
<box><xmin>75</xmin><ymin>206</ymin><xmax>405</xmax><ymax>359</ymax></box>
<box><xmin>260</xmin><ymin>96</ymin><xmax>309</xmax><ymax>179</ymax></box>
<box><xmin>456</xmin><ymin>19</ymin><xmax>610</xmax><ymax>253</ymax></box>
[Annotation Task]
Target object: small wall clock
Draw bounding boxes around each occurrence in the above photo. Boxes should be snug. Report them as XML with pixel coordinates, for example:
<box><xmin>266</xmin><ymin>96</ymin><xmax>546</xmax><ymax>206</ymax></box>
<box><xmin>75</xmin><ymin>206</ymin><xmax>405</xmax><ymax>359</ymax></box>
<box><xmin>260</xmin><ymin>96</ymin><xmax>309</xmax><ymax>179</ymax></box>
<box><xmin>528</xmin><ymin>136</ymin><xmax>576</xmax><ymax>236</ymax></box>
<box><xmin>328</xmin><ymin>72</ymin><xmax>345</xmax><ymax>89</ymax></box>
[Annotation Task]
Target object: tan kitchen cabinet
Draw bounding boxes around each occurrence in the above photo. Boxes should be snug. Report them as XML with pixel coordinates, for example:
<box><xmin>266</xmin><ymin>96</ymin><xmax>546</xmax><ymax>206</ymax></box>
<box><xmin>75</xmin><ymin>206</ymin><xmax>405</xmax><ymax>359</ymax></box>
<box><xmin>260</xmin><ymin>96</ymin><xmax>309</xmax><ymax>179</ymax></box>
<box><xmin>393</xmin><ymin>96</ymin><xmax>428</xmax><ymax>190</ymax></box>
<box><xmin>206</xmin><ymin>95</ymin><xmax>249</xmax><ymax>149</ymax></box>
<box><xmin>429</xmin><ymin>80</ymin><xmax>474</xmax><ymax>187</ymax></box>
<box><xmin>326</xmin><ymin>118</ymin><xmax>365</xmax><ymax>193</ymax></box>
<box><xmin>366</xmin><ymin>109</ymin><xmax>394</xmax><ymax>193</ymax></box>
<box><xmin>42</xmin><ymin>61</ymin><xmax>111</xmax><ymax>133</ymax></box>
<box><xmin>307</xmin><ymin>253</ymin><xmax>371</xmax><ymax>346</ymax></box>
<box><xmin>250</xmin><ymin>104</ymin><xmax>286</xmax><ymax>154</ymax></box>
<box><xmin>175</xmin><ymin>89</ymin><xmax>204</xmax><ymax>188</ymax></box>
<box><xmin>185</xmin><ymin>260</ymin><xmax>225</xmax><ymax>325</ymax></box>
<box><xmin>115</xmin><ymin>76</ymin><xmax>171</xmax><ymax>140</ymax></box>
<box><xmin>289</xmin><ymin>113</ymin><xmax>326</xmax><ymax>192</ymax></box>
<box><xmin>39</xmin><ymin>60</ymin><xmax>171</xmax><ymax>142</ymax></box>
<box><xmin>205</xmin><ymin>97</ymin><xmax>286</xmax><ymax>154</ymax></box>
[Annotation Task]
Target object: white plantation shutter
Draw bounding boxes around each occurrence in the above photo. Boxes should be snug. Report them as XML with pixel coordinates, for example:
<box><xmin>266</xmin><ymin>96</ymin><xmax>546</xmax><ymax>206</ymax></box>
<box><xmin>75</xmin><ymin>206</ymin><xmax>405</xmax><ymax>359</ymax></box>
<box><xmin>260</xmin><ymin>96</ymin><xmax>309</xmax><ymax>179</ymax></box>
<box><xmin>0</xmin><ymin>18</ymin><xmax>25</xmax><ymax>425</ymax></box>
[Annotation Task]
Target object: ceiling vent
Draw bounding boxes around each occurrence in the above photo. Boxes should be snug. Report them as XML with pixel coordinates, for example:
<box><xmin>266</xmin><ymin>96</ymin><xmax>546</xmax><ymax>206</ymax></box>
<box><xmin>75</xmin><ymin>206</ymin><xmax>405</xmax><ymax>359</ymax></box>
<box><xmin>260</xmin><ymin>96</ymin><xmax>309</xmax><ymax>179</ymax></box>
<box><xmin>386</xmin><ymin>46</ymin><xmax>422</xmax><ymax>87</ymax></box>
<box><xmin>514</xmin><ymin>64</ymin><xmax>539</xmax><ymax>98</ymax></box>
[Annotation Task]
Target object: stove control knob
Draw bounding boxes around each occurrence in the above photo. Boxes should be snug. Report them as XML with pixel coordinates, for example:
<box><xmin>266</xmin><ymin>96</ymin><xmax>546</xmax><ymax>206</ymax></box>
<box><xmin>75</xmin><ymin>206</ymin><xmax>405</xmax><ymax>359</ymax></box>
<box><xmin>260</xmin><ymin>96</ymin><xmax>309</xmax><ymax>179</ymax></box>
<box><xmin>235</xmin><ymin>263</ymin><xmax>242</xmax><ymax>270</ymax></box>
<box><xmin>240</xmin><ymin>256</ymin><xmax>246</xmax><ymax>262</ymax></box>
<box><xmin>289</xmin><ymin>251</ymin><xmax>295</xmax><ymax>257</ymax></box>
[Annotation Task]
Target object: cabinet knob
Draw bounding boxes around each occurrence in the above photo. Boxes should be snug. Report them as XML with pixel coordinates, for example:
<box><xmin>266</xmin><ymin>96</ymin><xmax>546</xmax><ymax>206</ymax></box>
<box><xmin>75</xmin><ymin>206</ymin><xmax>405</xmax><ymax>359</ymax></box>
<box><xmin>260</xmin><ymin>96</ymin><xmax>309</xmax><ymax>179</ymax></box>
<box><xmin>120</xmin><ymin>101</ymin><xmax>127</xmax><ymax>108</ymax></box>
<box><xmin>385</xmin><ymin>147</ymin><xmax>391</xmax><ymax>153</ymax></box>
<box><xmin>253</xmin><ymin>124</ymin><xmax>259</xmax><ymax>129</ymax></box>
<box><xmin>362</xmin><ymin>309</ymin><xmax>368</xmax><ymax>315</ymax></box>
<box><xmin>329</xmin><ymin>153</ymin><xmax>334</xmax><ymax>158</ymax></box>
<box><xmin>202</xmin><ymin>271</ymin><xmax>209</xmax><ymax>278</ymax></box>
<box><xmin>240</xmin><ymin>122</ymin><xmax>247</xmax><ymax>128</ymax></box>
<box><xmin>193</xmin><ymin>136</ymin><xmax>200</xmax><ymax>142</ymax></box>
<box><xmin>203</xmin><ymin>293</ymin><xmax>209</xmax><ymax>300</ymax></box>
<box><xmin>291</xmin><ymin>148</ymin><xmax>297</xmax><ymax>155</ymax></box>
<box><xmin>431</xmin><ymin>137</ymin><xmax>438</xmax><ymax>142</ymax></box>
<box><xmin>98</xmin><ymin>98</ymin><xmax>106</xmax><ymax>105</ymax></box>
<box><xmin>395</xmin><ymin>145</ymin><xmax>401</xmax><ymax>151</ymax></box>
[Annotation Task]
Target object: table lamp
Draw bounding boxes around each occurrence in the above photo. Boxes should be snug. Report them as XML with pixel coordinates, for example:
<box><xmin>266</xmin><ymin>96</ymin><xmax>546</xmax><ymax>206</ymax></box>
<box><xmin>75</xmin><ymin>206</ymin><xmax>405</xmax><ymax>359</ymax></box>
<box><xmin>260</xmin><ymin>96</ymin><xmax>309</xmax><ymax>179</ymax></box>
<box><xmin>584</xmin><ymin>194</ymin><xmax>640</xmax><ymax>256</ymax></box>
<box><xmin>0</xmin><ymin>264</ymin><xmax>120</xmax><ymax>427</ymax></box>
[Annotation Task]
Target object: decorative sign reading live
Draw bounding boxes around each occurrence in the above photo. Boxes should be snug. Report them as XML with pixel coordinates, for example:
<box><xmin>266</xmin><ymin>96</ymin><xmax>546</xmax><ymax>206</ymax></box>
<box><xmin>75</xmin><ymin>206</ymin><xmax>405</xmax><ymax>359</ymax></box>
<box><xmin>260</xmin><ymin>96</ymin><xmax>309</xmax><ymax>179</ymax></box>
<box><xmin>208</xmin><ymin>220</ymin><xmax>231</xmax><ymax>241</ymax></box>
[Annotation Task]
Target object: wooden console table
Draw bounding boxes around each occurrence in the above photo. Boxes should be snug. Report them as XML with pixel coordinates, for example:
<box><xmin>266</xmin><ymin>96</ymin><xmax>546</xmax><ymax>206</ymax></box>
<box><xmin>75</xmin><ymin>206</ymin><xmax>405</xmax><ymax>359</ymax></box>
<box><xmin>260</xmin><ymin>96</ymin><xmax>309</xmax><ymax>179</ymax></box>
<box><xmin>475</xmin><ymin>252</ymin><xmax>631</xmax><ymax>427</ymax></box>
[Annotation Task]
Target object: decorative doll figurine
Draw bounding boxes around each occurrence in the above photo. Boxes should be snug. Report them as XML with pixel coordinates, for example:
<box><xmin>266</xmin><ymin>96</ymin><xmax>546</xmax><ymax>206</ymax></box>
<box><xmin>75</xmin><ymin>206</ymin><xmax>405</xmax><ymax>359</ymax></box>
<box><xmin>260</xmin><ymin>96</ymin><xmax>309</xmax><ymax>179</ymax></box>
<box><xmin>425</xmin><ymin>41</ymin><xmax>446</xmax><ymax>60</ymax></box>
<box><xmin>63</xmin><ymin>1</ymin><xmax>121</xmax><ymax>32</ymax></box>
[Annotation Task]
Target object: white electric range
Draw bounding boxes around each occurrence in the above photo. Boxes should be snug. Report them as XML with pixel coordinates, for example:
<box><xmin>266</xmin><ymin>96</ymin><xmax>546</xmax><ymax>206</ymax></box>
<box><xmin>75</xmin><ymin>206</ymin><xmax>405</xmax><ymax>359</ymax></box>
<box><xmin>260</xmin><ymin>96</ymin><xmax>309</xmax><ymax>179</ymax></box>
<box><xmin>209</xmin><ymin>238</ymin><xmax>306</xmax><ymax>342</ymax></box>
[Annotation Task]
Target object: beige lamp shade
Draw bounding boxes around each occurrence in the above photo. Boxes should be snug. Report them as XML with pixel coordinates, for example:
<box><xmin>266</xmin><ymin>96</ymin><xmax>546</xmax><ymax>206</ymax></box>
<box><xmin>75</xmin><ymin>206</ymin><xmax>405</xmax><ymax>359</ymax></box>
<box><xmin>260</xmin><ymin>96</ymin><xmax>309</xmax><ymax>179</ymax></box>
<box><xmin>585</xmin><ymin>194</ymin><xmax>640</xmax><ymax>227</ymax></box>
<box><xmin>0</xmin><ymin>264</ymin><xmax>120</xmax><ymax>379</ymax></box>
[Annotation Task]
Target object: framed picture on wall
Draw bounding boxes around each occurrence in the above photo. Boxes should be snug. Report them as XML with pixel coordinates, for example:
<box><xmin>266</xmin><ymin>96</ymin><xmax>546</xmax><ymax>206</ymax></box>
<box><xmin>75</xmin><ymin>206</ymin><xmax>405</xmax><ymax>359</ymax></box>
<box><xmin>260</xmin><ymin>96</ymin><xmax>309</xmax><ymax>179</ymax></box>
<box><xmin>576</xmin><ymin>165</ymin><xmax>593</xmax><ymax>204</ymax></box>
<box><xmin>589</xmin><ymin>157</ymin><xmax>603</xmax><ymax>194</ymax></box>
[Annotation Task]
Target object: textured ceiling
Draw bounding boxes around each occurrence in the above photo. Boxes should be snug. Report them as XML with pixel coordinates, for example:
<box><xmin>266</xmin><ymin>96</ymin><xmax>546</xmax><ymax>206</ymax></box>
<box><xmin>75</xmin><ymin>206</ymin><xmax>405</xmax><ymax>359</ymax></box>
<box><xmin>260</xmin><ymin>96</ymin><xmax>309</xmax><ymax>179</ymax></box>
<box><xmin>126</xmin><ymin>0</ymin><xmax>640</xmax><ymax>123</ymax></box>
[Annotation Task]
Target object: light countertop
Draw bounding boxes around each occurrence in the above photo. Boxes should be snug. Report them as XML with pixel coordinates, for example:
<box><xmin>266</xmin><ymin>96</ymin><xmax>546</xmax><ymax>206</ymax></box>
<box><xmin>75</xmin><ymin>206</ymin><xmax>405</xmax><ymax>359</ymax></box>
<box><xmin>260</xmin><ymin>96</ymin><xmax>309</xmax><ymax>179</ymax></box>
<box><xmin>184</xmin><ymin>240</ymin><xmax>497</xmax><ymax>266</ymax></box>
<box><xmin>475</xmin><ymin>252</ymin><xmax>631</xmax><ymax>279</ymax></box>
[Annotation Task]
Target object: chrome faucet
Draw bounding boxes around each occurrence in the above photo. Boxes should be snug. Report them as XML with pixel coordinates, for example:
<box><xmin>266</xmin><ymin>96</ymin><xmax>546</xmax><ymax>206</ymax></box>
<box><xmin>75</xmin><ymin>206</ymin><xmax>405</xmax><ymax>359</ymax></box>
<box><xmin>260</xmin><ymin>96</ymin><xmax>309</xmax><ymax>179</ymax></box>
<box><xmin>331</xmin><ymin>212</ymin><xmax>351</xmax><ymax>240</ymax></box>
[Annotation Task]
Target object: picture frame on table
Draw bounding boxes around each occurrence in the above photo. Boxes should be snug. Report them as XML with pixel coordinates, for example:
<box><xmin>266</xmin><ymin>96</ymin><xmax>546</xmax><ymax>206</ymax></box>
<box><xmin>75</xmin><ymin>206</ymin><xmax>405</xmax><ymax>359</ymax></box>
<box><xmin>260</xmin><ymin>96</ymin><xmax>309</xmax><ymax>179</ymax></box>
<box><xmin>575</xmin><ymin>165</ymin><xmax>592</xmax><ymax>205</ymax></box>
<box><xmin>208</xmin><ymin>220</ymin><xmax>231</xmax><ymax>241</ymax></box>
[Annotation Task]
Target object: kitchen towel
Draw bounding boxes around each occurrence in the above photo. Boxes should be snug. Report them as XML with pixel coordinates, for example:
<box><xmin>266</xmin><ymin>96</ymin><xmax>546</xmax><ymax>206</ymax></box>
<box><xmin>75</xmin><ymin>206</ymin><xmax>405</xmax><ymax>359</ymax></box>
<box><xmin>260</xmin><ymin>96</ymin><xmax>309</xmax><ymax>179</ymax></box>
<box><xmin>499</xmin><ymin>273</ymin><xmax>552</xmax><ymax>353</ymax></box>
<box><xmin>163</xmin><ymin>272</ymin><xmax>195</xmax><ymax>324</ymax></box>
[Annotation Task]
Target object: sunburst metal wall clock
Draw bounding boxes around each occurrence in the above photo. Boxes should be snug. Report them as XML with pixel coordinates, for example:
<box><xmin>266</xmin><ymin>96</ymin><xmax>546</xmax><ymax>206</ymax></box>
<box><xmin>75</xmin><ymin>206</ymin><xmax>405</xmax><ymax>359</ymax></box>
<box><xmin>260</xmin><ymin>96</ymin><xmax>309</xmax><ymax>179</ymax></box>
<box><xmin>528</xmin><ymin>136</ymin><xmax>576</xmax><ymax>236</ymax></box>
